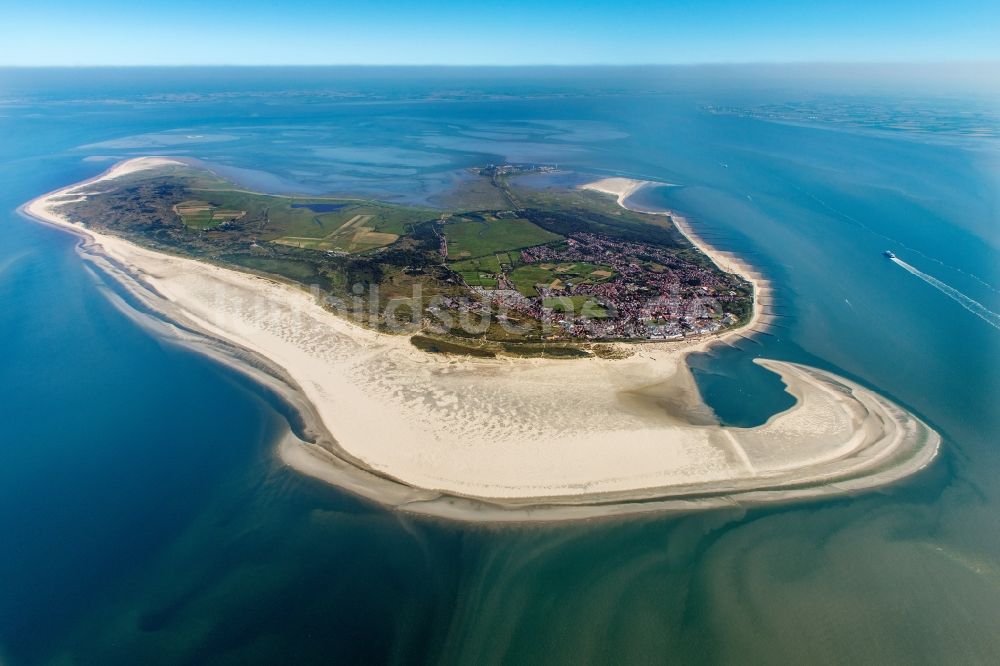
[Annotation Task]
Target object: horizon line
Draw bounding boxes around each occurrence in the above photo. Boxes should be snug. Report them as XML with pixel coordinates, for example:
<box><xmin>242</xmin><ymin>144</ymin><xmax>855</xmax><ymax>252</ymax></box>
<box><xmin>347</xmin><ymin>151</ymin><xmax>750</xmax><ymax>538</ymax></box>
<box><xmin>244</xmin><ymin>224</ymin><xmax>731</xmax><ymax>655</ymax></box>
<box><xmin>2</xmin><ymin>60</ymin><xmax>998</xmax><ymax>69</ymax></box>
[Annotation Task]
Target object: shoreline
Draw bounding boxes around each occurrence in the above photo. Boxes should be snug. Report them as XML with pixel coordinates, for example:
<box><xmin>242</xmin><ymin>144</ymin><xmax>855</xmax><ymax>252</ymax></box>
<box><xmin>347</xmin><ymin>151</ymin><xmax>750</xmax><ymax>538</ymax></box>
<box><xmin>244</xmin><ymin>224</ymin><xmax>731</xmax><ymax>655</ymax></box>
<box><xmin>581</xmin><ymin>177</ymin><xmax>774</xmax><ymax>341</ymax></box>
<box><xmin>19</xmin><ymin>159</ymin><xmax>940</xmax><ymax>522</ymax></box>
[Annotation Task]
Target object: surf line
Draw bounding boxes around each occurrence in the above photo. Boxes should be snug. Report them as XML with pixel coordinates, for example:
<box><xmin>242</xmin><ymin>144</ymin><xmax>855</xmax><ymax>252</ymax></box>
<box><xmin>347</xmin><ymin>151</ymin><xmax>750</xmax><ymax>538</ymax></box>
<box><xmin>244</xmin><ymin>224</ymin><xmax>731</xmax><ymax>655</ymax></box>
<box><xmin>891</xmin><ymin>257</ymin><xmax>1000</xmax><ymax>331</ymax></box>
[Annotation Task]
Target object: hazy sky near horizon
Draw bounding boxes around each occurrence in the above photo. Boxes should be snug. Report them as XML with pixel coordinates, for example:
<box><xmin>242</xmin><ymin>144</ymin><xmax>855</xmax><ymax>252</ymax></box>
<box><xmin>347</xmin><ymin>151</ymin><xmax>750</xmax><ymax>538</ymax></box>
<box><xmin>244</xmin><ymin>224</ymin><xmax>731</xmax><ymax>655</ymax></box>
<box><xmin>3</xmin><ymin>0</ymin><xmax>998</xmax><ymax>66</ymax></box>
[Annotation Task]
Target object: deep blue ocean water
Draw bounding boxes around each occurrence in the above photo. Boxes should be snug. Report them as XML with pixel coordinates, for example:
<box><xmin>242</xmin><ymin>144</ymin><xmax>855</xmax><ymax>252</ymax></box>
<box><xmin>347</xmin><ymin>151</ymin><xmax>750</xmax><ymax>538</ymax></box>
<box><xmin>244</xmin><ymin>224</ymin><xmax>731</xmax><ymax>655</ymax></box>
<box><xmin>1</xmin><ymin>67</ymin><xmax>998</xmax><ymax>664</ymax></box>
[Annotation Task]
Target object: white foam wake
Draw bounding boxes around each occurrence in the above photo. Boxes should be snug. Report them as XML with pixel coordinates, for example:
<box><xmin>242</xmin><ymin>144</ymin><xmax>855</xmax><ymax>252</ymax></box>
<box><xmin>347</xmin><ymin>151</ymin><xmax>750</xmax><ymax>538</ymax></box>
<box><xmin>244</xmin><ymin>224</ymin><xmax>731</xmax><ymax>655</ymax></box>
<box><xmin>891</xmin><ymin>257</ymin><xmax>1000</xmax><ymax>331</ymax></box>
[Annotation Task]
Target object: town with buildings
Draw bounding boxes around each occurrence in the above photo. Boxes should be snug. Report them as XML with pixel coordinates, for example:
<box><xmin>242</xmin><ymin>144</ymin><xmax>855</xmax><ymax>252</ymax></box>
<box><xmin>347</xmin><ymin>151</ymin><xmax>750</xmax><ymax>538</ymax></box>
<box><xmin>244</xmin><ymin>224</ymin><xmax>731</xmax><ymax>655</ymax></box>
<box><xmin>457</xmin><ymin>232</ymin><xmax>747</xmax><ymax>340</ymax></box>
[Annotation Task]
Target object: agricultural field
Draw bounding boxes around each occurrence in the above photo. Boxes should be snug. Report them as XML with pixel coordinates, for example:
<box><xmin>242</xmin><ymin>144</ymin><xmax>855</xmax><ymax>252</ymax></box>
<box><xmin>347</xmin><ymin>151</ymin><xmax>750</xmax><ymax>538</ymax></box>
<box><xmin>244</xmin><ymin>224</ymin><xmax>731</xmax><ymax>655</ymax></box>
<box><xmin>272</xmin><ymin>213</ymin><xmax>401</xmax><ymax>253</ymax></box>
<box><xmin>266</xmin><ymin>202</ymin><xmax>432</xmax><ymax>253</ymax></box>
<box><xmin>169</xmin><ymin>186</ymin><xmax>436</xmax><ymax>253</ymax></box>
<box><xmin>443</xmin><ymin>213</ymin><xmax>560</xmax><ymax>259</ymax></box>
<box><xmin>173</xmin><ymin>200</ymin><xmax>246</xmax><ymax>229</ymax></box>
<box><xmin>264</xmin><ymin>201</ymin><xmax>429</xmax><ymax>239</ymax></box>
<box><xmin>447</xmin><ymin>255</ymin><xmax>499</xmax><ymax>288</ymax></box>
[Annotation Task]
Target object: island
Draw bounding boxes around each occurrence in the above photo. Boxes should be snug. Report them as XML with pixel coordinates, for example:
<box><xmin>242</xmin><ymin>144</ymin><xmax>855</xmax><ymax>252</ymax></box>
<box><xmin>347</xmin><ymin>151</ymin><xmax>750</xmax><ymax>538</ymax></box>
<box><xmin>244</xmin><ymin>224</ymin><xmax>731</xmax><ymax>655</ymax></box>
<box><xmin>22</xmin><ymin>157</ymin><xmax>941</xmax><ymax>521</ymax></box>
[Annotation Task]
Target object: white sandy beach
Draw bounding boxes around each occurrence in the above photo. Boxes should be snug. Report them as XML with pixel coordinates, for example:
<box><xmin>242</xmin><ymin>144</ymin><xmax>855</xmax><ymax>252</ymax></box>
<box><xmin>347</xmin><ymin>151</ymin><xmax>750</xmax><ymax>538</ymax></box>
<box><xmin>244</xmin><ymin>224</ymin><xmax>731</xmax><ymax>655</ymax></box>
<box><xmin>21</xmin><ymin>159</ymin><xmax>940</xmax><ymax>519</ymax></box>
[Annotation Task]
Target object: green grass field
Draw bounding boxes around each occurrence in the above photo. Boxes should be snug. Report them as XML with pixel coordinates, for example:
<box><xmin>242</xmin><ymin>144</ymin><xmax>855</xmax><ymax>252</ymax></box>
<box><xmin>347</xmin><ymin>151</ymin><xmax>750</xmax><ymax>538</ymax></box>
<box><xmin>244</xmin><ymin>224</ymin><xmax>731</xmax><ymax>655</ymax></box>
<box><xmin>449</xmin><ymin>255</ymin><xmax>503</xmax><ymax>273</ymax></box>
<box><xmin>271</xmin><ymin>213</ymin><xmax>402</xmax><ymax>253</ymax></box>
<box><xmin>542</xmin><ymin>295</ymin><xmax>610</xmax><ymax>318</ymax></box>
<box><xmin>507</xmin><ymin>265</ymin><xmax>555</xmax><ymax>296</ymax></box>
<box><xmin>444</xmin><ymin>214</ymin><xmax>560</xmax><ymax>259</ymax></box>
<box><xmin>459</xmin><ymin>271</ymin><xmax>499</xmax><ymax>288</ymax></box>
<box><xmin>508</xmin><ymin>262</ymin><xmax>617</xmax><ymax>297</ymax></box>
<box><xmin>263</xmin><ymin>202</ymin><xmax>429</xmax><ymax>239</ymax></box>
<box><xmin>496</xmin><ymin>251</ymin><xmax>520</xmax><ymax>268</ymax></box>
<box><xmin>174</xmin><ymin>187</ymin><xmax>435</xmax><ymax>253</ymax></box>
<box><xmin>173</xmin><ymin>200</ymin><xmax>247</xmax><ymax>229</ymax></box>
<box><xmin>267</xmin><ymin>201</ymin><xmax>430</xmax><ymax>253</ymax></box>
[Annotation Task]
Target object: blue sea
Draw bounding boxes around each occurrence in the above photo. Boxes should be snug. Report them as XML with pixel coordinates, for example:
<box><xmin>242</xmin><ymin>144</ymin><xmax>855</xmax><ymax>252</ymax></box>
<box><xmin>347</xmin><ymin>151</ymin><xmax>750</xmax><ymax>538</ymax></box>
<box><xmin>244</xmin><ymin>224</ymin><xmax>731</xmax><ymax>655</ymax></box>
<box><xmin>1</xmin><ymin>67</ymin><xmax>998</xmax><ymax>664</ymax></box>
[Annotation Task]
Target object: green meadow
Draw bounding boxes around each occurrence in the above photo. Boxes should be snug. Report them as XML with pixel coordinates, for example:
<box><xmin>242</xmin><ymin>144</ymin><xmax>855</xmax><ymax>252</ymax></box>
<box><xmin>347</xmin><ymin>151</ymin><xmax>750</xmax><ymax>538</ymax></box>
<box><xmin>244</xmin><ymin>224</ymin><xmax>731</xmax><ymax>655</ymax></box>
<box><xmin>443</xmin><ymin>213</ymin><xmax>560</xmax><ymax>259</ymax></box>
<box><xmin>174</xmin><ymin>185</ymin><xmax>435</xmax><ymax>253</ymax></box>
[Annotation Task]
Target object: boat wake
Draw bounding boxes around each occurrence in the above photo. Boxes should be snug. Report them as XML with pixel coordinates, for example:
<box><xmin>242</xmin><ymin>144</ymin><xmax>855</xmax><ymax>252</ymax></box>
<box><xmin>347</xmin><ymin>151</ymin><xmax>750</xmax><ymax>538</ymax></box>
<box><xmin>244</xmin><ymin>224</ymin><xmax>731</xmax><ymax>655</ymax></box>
<box><xmin>802</xmin><ymin>188</ymin><xmax>1000</xmax><ymax>295</ymax></box>
<box><xmin>891</xmin><ymin>257</ymin><xmax>1000</xmax><ymax>331</ymax></box>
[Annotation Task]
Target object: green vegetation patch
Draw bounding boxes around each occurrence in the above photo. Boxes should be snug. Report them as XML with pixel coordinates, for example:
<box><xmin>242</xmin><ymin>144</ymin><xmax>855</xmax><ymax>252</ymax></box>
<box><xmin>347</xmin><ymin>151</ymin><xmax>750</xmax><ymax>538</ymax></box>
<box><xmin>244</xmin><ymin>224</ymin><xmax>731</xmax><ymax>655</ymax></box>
<box><xmin>497</xmin><ymin>343</ymin><xmax>592</xmax><ymax>358</ymax></box>
<box><xmin>444</xmin><ymin>214</ymin><xmax>560</xmax><ymax>259</ymax></box>
<box><xmin>410</xmin><ymin>335</ymin><xmax>592</xmax><ymax>359</ymax></box>
<box><xmin>459</xmin><ymin>271</ymin><xmax>499</xmax><ymax>288</ymax></box>
<box><xmin>177</xmin><ymin>188</ymin><xmax>434</xmax><ymax>253</ymax></box>
<box><xmin>449</xmin><ymin>255</ymin><xmax>502</xmax><ymax>274</ymax></box>
<box><xmin>173</xmin><ymin>200</ymin><xmax>246</xmax><ymax>229</ymax></box>
<box><xmin>507</xmin><ymin>265</ymin><xmax>556</xmax><ymax>297</ymax></box>
<box><xmin>221</xmin><ymin>255</ymin><xmax>324</xmax><ymax>286</ymax></box>
<box><xmin>266</xmin><ymin>204</ymin><xmax>433</xmax><ymax>254</ymax></box>
<box><xmin>542</xmin><ymin>295</ymin><xmax>610</xmax><ymax>318</ymax></box>
<box><xmin>410</xmin><ymin>335</ymin><xmax>497</xmax><ymax>358</ymax></box>
<box><xmin>507</xmin><ymin>262</ymin><xmax>616</xmax><ymax>297</ymax></box>
<box><xmin>515</xmin><ymin>187</ymin><xmax>688</xmax><ymax>249</ymax></box>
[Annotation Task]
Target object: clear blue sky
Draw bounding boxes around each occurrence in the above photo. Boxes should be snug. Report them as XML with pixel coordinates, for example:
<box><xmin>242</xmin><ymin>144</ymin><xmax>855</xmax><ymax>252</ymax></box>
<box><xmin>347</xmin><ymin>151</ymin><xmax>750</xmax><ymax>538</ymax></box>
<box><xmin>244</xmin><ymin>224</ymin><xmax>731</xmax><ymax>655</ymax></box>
<box><xmin>4</xmin><ymin>0</ymin><xmax>998</xmax><ymax>66</ymax></box>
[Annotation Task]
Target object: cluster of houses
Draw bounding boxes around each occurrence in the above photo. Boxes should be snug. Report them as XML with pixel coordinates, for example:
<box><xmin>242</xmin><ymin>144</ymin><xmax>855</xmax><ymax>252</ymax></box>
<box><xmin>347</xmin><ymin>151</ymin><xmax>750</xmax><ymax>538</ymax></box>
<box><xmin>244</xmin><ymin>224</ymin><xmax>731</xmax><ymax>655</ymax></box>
<box><xmin>484</xmin><ymin>233</ymin><xmax>745</xmax><ymax>340</ymax></box>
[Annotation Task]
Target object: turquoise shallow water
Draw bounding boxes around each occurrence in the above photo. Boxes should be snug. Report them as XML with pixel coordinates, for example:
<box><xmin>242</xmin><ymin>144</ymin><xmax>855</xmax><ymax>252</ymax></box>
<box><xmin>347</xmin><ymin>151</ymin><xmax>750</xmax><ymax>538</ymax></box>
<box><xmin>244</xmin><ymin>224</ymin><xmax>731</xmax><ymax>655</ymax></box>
<box><xmin>0</xmin><ymin>68</ymin><xmax>998</xmax><ymax>664</ymax></box>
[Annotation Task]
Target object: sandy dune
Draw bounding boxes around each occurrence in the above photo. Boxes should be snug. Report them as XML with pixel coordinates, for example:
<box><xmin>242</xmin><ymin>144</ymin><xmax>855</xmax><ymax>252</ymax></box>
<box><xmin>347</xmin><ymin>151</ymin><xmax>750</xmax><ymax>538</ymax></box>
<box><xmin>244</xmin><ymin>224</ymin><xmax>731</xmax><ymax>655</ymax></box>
<box><xmin>21</xmin><ymin>159</ymin><xmax>941</xmax><ymax>521</ymax></box>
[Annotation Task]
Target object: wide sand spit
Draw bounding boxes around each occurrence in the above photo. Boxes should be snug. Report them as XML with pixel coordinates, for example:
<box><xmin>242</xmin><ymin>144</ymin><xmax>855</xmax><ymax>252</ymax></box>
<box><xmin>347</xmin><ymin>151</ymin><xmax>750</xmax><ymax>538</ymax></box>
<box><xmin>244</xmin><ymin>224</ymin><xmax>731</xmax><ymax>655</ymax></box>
<box><xmin>21</xmin><ymin>159</ymin><xmax>941</xmax><ymax>522</ymax></box>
